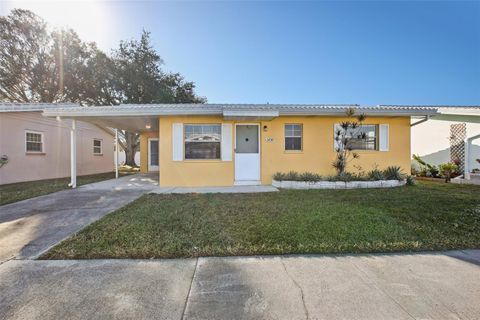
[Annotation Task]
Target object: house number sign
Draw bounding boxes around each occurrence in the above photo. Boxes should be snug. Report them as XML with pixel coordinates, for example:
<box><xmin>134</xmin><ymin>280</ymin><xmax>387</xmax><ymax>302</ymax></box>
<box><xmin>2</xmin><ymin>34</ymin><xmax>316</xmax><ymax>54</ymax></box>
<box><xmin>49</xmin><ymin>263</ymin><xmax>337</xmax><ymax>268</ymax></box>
<box><xmin>265</xmin><ymin>137</ymin><xmax>274</xmax><ymax>142</ymax></box>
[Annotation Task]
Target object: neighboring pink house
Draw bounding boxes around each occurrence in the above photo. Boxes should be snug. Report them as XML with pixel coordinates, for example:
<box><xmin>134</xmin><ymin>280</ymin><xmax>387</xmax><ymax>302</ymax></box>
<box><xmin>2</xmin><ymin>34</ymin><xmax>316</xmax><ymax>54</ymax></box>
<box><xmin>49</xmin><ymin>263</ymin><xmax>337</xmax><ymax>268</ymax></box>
<box><xmin>0</xmin><ymin>103</ymin><xmax>114</xmax><ymax>185</ymax></box>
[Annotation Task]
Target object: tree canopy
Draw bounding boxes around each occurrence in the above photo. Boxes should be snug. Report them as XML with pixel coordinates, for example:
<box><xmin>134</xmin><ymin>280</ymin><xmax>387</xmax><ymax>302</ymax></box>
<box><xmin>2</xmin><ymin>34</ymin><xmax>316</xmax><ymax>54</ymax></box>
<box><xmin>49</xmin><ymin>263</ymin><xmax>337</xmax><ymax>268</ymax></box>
<box><xmin>0</xmin><ymin>9</ymin><xmax>206</xmax><ymax>165</ymax></box>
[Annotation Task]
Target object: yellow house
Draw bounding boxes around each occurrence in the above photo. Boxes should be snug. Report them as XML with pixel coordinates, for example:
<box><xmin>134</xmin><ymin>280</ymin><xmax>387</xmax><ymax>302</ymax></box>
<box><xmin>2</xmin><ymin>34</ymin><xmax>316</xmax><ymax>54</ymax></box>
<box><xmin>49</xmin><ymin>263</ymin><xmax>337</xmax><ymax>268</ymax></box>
<box><xmin>44</xmin><ymin>104</ymin><xmax>438</xmax><ymax>187</ymax></box>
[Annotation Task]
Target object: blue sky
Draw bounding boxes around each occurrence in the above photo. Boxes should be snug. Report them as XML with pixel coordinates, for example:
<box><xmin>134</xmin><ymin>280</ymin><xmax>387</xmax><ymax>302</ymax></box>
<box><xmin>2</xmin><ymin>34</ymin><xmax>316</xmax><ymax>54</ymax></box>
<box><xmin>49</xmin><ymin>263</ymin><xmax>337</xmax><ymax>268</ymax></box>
<box><xmin>2</xmin><ymin>1</ymin><xmax>480</xmax><ymax>105</ymax></box>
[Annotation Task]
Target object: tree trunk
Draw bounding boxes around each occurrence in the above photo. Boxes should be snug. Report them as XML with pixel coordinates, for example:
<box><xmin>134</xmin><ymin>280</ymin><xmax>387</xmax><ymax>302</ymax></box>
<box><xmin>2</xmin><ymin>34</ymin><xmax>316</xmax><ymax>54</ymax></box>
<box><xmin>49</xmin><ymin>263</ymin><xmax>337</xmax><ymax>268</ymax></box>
<box><xmin>124</xmin><ymin>131</ymin><xmax>138</xmax><ymax>167</ymax></box>
<box><xmin>124</xmin><ymin>148</ymin><xmax>136</xmax><ymax>167</ymax></box>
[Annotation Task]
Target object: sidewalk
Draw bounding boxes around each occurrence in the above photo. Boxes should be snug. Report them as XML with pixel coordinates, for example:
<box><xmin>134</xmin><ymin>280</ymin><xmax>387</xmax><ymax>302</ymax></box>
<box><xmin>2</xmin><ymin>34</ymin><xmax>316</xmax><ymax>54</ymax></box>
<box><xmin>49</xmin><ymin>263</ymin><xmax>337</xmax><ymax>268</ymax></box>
<box><xmin>1</xmin><ymin>250</ymin><xmax>479</xmax><ymax>320</ymax></box>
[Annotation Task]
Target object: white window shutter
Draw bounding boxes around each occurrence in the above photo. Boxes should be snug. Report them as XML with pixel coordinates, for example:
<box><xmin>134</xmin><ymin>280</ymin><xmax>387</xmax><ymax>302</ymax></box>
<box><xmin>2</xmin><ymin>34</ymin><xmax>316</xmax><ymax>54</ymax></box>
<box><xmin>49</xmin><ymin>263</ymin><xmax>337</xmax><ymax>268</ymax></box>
<box><xmin>221</xmin><ymin>123</ymin><xmax>232</xmax><ymax>161</ymax></box>
<box><xmin>172</xmin><ymin>123</ymin><xmax>183</xmax><ymax>161</ymax></box>
<box><xmin>379</xmin><ymin>124</ymin><xmax>389</xmax><ymax>151</ymax></box>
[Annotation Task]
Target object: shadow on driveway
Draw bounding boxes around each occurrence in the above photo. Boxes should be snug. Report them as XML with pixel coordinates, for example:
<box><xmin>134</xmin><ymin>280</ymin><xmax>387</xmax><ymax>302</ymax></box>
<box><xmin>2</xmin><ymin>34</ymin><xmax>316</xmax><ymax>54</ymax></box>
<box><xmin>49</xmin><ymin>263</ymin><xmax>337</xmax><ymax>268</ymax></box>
<box><xmin>0</xmin><ymin>174</ymin><xmax>157</xmax><ymax>262</ymax></box>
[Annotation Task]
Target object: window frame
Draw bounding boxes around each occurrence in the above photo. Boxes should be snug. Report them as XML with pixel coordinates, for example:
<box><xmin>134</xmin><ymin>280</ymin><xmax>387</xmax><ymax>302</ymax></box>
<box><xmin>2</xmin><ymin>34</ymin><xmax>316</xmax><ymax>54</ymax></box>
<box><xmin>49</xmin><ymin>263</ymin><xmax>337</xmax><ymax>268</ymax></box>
<box><xmin>25</xmin><ymin>130</ymin><xmax>44</xmax><ymax>154</ymax></box>
<box><xmin>335</xmin><ymin>124</ymin><xmax>378</xmax><ymax>151</ymax></box>
<box><xmin>183</xmin><ymin>123</ymin><xmax>222</xmax><ymax>160</ymax></box>
<box><xmin>93</xmin><ymin>138</ymin><xmax>103</xmax><ymax>155</ymax></box>
<box><xmin>284</xmin><ymin>123</ymin><xmax>303</xmax><ymax>152</ymax></box>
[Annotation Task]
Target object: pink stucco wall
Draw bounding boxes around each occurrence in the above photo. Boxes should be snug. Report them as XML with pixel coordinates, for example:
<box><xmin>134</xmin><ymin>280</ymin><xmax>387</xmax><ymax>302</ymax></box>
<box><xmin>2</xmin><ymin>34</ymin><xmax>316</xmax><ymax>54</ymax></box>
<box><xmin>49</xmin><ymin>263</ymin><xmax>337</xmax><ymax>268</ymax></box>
<box><xmin>0</xmin><ymin>112</ymin><xmax>114</xmax><ymax>185</ymax></box>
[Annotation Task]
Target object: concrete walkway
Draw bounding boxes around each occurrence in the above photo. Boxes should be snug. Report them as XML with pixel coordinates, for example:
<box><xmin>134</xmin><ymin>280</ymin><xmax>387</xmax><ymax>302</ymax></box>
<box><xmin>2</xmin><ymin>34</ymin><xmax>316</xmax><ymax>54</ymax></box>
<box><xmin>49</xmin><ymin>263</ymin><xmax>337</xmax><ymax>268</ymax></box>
<box><xmin>0</xmin><ymin>174</ymin><xmax>158</xmax><ymax>262</ymax></box>
<box><xmin>0</xmin><ymin>250</ymin><xmax>479</xmax><ymax>319</ymax></box>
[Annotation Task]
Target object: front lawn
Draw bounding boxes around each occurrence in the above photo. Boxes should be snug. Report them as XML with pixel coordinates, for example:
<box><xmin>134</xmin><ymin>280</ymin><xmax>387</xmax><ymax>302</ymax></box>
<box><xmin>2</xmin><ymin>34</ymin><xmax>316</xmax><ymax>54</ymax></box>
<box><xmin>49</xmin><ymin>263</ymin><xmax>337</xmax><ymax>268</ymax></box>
<box><xmin>42</xmin><ymin>181</ymin><xmax>480</xmax><ymax>259</ymax></box>
<box><xmin>1</xmin><ymin>172</ymin><xmax>120</xmax><ymax>205</ymax></box>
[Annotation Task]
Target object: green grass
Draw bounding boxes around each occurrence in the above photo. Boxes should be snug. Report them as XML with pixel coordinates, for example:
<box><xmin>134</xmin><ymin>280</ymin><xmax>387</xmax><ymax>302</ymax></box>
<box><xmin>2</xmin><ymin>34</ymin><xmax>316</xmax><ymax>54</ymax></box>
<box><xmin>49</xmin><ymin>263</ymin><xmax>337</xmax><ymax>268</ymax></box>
<box><xmin>0</xmin><ymin>172</ymin><xmax>119</xmax><ymax>205</ymax></box>
<box><xmin>41</xmin><ymin>181</ymin><xmax>480</xmax><ymax>259</ymax></box>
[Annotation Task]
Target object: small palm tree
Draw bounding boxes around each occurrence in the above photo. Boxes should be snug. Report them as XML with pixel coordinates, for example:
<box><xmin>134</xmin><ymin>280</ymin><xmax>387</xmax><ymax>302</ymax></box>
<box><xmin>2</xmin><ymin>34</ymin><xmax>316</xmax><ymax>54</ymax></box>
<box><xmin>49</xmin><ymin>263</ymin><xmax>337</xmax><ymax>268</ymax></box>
<box><xmin>439</xmin><ymin>162</ymin><xmax>458</xmax><ymax>182</ymax></box>
<box><xmin>332</xmin><ymin>108</ymin><xmax>366</xmax><ymax>175</ymax></box>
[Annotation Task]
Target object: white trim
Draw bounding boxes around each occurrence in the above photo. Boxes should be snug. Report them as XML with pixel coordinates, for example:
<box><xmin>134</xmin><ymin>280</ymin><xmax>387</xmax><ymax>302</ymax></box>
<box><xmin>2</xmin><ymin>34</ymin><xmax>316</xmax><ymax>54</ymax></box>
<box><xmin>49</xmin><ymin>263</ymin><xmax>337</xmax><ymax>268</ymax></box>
<box><xmin>148</xmin><ymin>138</ymin><xmax>159</xmax><ymax>171</ymax></box>
<box><xmin>284</xmin><ymin>123</ymin><xmax>303</xmax><ymax>151</ymax></box>
<box><xmin>223</xmin><ymin>110</ymin><xmax>279</xmax><ymax>120</ymax></box>
<box><xmin>25</xmin><ymin>130</ymin><xmax>44</xmax><ymax>153</ymax></box>
<box><xmin>92</xmin><ymin>138</ymin><xmax>103</xmax><ymax>155</ymax></box>
<box><xmin>234</xmin><ymin>123</ymin><xmax>261</xmax><ymax>184</ymax></box>
<box><xmin>42</xmin><ymin>104</ymin><xmax>439</xmax><ymax>118</ymax></box>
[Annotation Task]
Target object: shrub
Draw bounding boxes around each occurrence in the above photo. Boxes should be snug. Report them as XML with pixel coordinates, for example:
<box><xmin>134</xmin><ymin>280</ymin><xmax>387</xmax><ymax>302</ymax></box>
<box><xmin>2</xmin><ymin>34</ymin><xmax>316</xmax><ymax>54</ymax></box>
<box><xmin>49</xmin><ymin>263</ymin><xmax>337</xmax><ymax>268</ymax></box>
<box><xmin>383</xmin><ymin>166</ymin><xmax>405</xmax><ymax>181</ymax></box>
<box><xmin>439</xmin><ymin>162</ymin><xmax>459</xmax><ymax>182</ymax></box>
<box><xmin>412</xmin><ymin>154</ymin><xmax>439</xmax><ymax>177</ymax></box>
<box><xmin>406</xmin><ymin>175</ymin><xmax>416</xmax><ymax>186</ymax></box>
<box><xmin>284</xmin><ymin>171</ymin><xmax>300</xmax><ymax>181</ymax></box>
<box><xmin>273</xmin><ymin>171</ymin><xmax>322</xmax><ymax>182</ymax></box>
<box><xmin>368</xmin><ymin>169</ymin><xmax>385</xmax><ymax>181</ymax></box>
<box><xmin>273</xmin><ymin>172</ymin><xmax>286</xmax><ymax>181</ymax></box>
<box><xmin>336</xmin><ymin>172</ymin><xmax>355</xmax><ymax>182</ymax></box>
<box><xmin>299</xmin><ymin>172</ymin><xmax>322</xmax><ymax>182</ymax></box>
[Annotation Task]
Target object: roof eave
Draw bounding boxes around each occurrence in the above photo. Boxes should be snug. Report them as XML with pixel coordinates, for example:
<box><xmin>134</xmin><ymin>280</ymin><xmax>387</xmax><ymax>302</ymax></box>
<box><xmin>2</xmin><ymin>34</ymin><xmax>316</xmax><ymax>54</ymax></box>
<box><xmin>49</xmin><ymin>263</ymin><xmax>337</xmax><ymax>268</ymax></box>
<box><xmin>43</xmin><ymin>108</ymin><xmax>439</xmax><ymax>118</ymax></box>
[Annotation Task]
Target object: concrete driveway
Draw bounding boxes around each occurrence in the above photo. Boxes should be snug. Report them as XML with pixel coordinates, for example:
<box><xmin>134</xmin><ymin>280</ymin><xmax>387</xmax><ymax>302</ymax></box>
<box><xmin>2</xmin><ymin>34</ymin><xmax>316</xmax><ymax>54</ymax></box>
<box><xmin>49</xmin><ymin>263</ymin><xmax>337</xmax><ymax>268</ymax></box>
<box><xmin>0</xmin><ymin>174</ymin><xmax>158</xmax><ymax>262</ymax></box>
<box><xmin>0</xmin><ymin>250</ymin><xmax>479</xmax><ymax>319</ymax></box>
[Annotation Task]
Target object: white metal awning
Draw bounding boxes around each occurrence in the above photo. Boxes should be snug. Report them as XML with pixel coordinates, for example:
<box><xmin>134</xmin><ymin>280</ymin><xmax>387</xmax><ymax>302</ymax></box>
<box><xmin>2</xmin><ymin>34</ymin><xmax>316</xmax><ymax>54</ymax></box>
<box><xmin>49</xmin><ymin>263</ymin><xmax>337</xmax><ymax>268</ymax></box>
<box><xmin>431</xmin><ymin>107</ymin><xmax>480</xmax><ymax>123</ymax></box>
<box><xmin>222</xmin><ymin>110</ymin><xmax>279</xmax><ymax>120</ymax></box>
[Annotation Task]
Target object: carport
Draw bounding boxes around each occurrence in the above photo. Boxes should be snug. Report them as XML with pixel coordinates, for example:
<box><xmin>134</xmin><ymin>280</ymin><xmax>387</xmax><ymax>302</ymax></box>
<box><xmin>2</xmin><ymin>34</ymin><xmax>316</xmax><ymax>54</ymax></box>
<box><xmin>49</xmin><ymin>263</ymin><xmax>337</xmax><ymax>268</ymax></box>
<box><xmin>43</xmin><ymin>105</ymin><xmax>160</xmax><ymax>188</ymax></box>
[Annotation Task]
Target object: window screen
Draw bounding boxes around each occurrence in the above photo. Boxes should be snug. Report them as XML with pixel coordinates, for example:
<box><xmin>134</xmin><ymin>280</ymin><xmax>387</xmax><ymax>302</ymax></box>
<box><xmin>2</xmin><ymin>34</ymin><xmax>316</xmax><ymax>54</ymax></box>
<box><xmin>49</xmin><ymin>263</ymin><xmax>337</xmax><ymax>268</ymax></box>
<box><xmin>285</xmin><ymin>124</ymin><xmax>302</xmax><ymax>151</ymax></box>
<box><xmin>184</xmin><ymin>124</ymin><xmax>221</xmax><ymax>159</ymax></box>
<box><xmin>93</xmin><ymin>139</ymin><xmax>102</xmax><ymax>154</ymax></box>
<box><xmin>26</xmin><ymin>132</ymin><xmax>43</xmax><ymax>152</ymax></box>
<box><xmin>335</xmin><ymin>124</ymin><xmax>377</xmax><ymax>150</ymax></box>
<box><xmin>236</xmin><ymin>125</ymin><xmax>259</xmax><ymax>153</ymax></box>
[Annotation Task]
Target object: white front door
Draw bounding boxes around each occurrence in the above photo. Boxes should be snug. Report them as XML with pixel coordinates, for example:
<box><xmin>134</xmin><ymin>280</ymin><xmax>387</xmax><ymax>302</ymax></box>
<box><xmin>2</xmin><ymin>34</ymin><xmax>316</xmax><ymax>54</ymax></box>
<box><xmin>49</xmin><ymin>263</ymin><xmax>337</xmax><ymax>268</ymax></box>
<box><xmin>148</xmin><ymin>138</ymin><xmax>159</xmax><ymax>171</ymax></box>
<box><xmin>234</xmin><ymin>124</ymin><xmax>260</xmax><ymax>184</ymax></box>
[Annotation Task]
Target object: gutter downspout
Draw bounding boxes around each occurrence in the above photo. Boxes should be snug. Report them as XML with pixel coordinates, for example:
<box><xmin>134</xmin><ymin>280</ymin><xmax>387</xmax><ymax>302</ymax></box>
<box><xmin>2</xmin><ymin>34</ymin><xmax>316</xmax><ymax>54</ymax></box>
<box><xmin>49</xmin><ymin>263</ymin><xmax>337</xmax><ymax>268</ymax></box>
<box><xmin>410</xmin><ymin>115</ymin><xmax>430</xmax><ymax>127</ymax></box>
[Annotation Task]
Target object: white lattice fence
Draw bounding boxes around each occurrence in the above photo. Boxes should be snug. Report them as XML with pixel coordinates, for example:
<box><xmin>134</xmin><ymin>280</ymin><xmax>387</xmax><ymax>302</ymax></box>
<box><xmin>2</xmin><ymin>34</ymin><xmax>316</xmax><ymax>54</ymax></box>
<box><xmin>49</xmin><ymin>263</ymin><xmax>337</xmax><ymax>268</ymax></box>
<box><xmin>450</xmin><ymin>123</ymin><xmax>466</xmax><ymax>172</ymax></box>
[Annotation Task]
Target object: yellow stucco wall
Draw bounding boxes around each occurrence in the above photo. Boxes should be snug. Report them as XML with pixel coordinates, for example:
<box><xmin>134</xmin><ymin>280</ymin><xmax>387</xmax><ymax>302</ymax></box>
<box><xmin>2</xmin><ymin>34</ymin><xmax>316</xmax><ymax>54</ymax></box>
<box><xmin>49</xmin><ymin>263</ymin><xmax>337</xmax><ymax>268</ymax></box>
<box><xmin>159</xmin><ymin>116</ymin><xmax>235</xmax><ymax>187</ymax></box>
<box><xmin>139</xmin><ymin>131</ymin><xmax>159</xmax><ymax>173</ymax></box>
<box><xmin>261</xmin><ymin>116</ymin><xmax>411</xmax><ymax>184</ymax></box>
<box><xmin>157</xmin><ymin>115</ymin><xmax>411</xmax><ymax>187</ymax></box>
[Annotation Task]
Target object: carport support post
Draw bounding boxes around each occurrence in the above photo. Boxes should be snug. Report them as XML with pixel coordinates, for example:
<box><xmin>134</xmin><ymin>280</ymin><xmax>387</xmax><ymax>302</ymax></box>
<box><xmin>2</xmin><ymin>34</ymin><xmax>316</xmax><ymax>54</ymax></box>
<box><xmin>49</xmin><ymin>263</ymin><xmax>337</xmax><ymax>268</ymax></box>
<box><xmin>115</xmin><ymin>129</ymin><xmax>119</xmax><ymax>179</ymax></box>
<box><xmin>70</xmin><ymin>120</ymin><xmax>77</xmax><ymax>188</ymax></box>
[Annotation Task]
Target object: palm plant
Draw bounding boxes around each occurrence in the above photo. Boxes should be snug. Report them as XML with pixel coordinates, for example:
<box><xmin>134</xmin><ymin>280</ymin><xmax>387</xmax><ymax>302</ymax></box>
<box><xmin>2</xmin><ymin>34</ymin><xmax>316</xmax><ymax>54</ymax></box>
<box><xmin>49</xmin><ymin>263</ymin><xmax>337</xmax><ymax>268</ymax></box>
<box><xmin>332</xmin><ymin>108</ymin><xmax>366</xmax><ymax>174</ymax></box>
<box><xmin>439</xmin><ymin>163</ymin><xmax>459</xmax><ymax>182</ymax></box>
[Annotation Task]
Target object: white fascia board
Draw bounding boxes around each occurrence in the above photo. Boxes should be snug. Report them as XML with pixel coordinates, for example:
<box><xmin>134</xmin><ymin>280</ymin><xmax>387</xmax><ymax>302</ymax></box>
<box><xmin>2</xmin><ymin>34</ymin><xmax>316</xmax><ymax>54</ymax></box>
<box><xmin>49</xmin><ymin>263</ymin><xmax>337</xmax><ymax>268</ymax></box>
<box><xmin>223</xmin><ymin>110</ymin><xmax>279</xmax><ymax>120</ymax></box>
<box><xmin>278</xmin><ymin>109</ymin><xmax>439</xmax><ymax>117</ymax></box>
<box><xmin>42</xmin><ymin>106</ymin><xmax>439</xmax><ymax>118</ymax></box>
<box><xmin>43</xmin><ymin>108</ymin><xmax>223</xmax><ymax>117</ymax></box>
